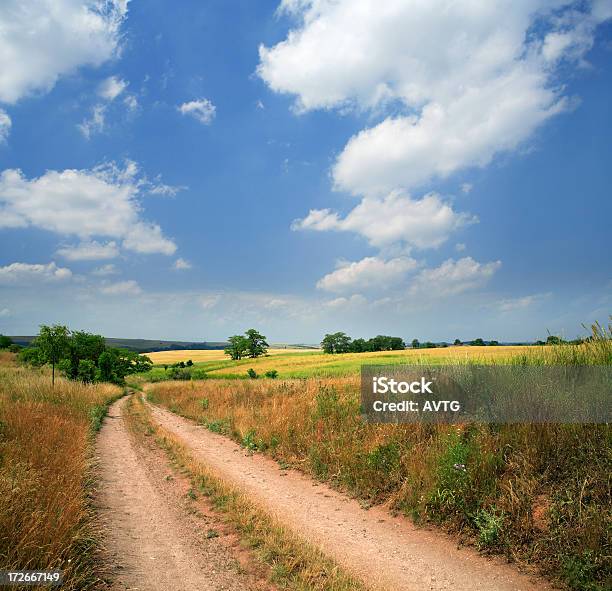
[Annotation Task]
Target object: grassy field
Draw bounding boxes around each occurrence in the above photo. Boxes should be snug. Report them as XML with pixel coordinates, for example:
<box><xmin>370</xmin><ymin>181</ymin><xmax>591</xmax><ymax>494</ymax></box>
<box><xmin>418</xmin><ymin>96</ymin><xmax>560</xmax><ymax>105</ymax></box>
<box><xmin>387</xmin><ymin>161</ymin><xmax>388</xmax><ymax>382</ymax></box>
<box><xmin>142</xmin><ymin>345</ymin><xmax>539</xmax><ymax>381</ymax></box>
<box><xmin>146</xmin><ymin>347</ymin><xmax>317</xmax><ymax>365</ymax></box>
<box><xmin>0</xmin><ymin>352</ymin><xmax>122</xmax><ymax>590</ymax></box>
<box><xmin>147</xmin><ymin>333</ymin><xmax>612</xmax><ymax>590</ymax></box>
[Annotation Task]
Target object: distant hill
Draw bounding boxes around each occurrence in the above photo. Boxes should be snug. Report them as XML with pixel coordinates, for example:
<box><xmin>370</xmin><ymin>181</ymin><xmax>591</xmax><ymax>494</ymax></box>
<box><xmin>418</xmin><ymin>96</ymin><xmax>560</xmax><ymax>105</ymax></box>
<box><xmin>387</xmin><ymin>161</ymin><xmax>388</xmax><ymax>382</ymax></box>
<box><xmin>9</xmin><ymin>336</ymin><xmax>320</xmax><ymax>353</ymax></box>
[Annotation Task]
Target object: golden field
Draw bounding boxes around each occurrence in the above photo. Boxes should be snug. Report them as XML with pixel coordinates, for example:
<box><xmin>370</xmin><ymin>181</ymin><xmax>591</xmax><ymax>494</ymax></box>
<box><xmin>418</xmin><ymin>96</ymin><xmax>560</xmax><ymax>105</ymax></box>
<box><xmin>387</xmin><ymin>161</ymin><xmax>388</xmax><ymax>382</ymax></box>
<box><xmin>145</xmin><ymin>347</ymin><xmax>317</xmax><ymax>365</ymax></box>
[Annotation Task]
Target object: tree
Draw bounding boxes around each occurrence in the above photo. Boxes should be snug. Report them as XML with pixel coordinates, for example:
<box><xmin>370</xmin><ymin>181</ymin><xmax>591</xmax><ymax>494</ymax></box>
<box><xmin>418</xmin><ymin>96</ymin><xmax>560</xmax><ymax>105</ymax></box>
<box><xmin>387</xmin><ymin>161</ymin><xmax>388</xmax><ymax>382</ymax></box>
<box><xmin>96</xmin><ymin>350</ymin><xmax>116</xmax><ymax>383</ymax></box>
<box><xmin>350</xmin><ymin>338</ymin><xmax>368</xmax><ymax>353</ymax></box>
<box><xmin>471</xmin><ymin>338</ymin><xmax>485</xmax><ymax>346</ymax></box>
<box><xmin>411</xmin><ymin>338</ymin><xmax>420</xmax><ymax>349</ymax></box>
<box><xmin>489</xmin><ymin>340</ymin><xmax>500</xmax><ymax>346</ymax></box>
<box><xmin>77</xmin><ymin>359</ymin><xmax>97</xmax><ymax>383</ymax></box>
<box><xmin>35</xmin><ymin>325</ymin><xmax>71</xmax><ymax>386</ymax></box>
<box><xmin>546</xmin><ymin>335</ymin><xmax>562</xmax><ymax>345</ymax></box>
<box><xmin>0</xmin><ymin>334</ymin><xmax>13</xmax><ymax>349</ymax></box>
<box><xmin>245</xmin><ymin>328</ymin><xmax>268</xmax><ymax>358</ymax></box>
<box><xmin>321</xmin><ymin>332</ymin><xmax>352</xmax><ymax>354</ymax></box>
<box><xmin>225</xmin><ymin>335</ymin><xmax>249</xmax><ymax>360</ymax></box>
<box><xmin>66</xmin><ymin>331</ymin><xmax>106</xmax><ymax>379</ymax></box>
<box><xmin>453</xmin><ymin>339</ymin><xmax>462</xmax><ymax>346</ymax></box>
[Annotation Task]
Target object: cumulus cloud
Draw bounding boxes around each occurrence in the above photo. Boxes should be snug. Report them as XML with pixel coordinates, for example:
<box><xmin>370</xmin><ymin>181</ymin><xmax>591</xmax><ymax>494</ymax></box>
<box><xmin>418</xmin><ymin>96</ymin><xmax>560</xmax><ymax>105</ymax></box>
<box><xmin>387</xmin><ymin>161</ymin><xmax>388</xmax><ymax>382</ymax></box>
<box><xmin>260</xmin><ymin>0</ymin><xmax>611</xmax><ymax>195</ymax></box>
<box><xmin>178</xmin><ymin>98</ymin><xmax>216</xmax><ymax>124</ymax></box>
<box><xmin>0</xmin><ymin>161</ymin><xmax>177</xmax><ymax>256</ymax></box>
<box><xmin>100</xmin><ymin>280</ymin><xmax>141</xmax><ymax>296</ymax></box>
<box><xmin>0</xmin><ymin>262</ymin><xmax>72</xmax><ymax>285</ymax></box>
<box><xmin>317</xmin><ymin>256</ymin><xmax>418</xmax><ymax>293</ymax></box>
<box><xmin>173</xmin><ymin>258</ymin><xmax>192</xmax><ymax>270</ymax></box>
<box><xmin>0</xmin><ymin>109</ymin><xmax>11</xmax><ymax>143</ymax></box>
<box><xmin>408</xmin><ymin>257</ymin><xmax>501</xmax><ymax>297</ymax></box>
<box><xmin>56</xmin><ymin>240</ymin><xmax>120</xmax><ymax>261</ymax></box>
<box><xmin>0</xmin><ymin>0</ymin><xmax>129</xmax><ymax>104</ymax></box>
<box><xmin>293</xmin><ymin>191</ymin><xmax>476</xmax><ymax>250</ymax></box>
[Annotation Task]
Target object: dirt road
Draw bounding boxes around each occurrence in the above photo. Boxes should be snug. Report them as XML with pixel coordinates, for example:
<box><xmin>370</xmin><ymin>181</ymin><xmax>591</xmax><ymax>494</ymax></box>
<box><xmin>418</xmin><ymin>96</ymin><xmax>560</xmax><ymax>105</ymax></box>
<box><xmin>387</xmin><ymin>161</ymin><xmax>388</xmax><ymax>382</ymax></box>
<box><xmin>94</xmin><ymin>397</ymin><xmax>273</xmax><ymax>591</ymax></box>
<box><xmin>147</xmin><ymin>398</ymin><xmax>551</xmax><ymax>591</ymax></box>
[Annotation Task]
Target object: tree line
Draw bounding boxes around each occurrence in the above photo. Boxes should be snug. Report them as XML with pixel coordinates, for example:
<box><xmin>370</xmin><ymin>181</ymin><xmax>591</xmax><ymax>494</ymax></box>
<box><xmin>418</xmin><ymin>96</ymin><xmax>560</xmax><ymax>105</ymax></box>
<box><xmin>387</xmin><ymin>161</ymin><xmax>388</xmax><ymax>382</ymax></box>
<box><xmin>16</xmin><ymin>325</ymin><xmax>152</xmax><ymax>386</ymax></box>
<box><xmin>321</xmin><ymin>332</ymin><xmax>405</xmax><ymax>354</ymax></box>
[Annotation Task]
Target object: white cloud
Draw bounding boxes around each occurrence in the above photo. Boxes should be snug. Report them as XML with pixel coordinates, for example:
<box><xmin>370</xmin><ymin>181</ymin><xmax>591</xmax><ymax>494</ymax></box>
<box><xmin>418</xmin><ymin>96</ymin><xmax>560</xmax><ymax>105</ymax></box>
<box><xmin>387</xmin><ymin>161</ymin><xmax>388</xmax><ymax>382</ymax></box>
<box><xmin>0</xmin><ymin>307</ymin><xmax>10</xmax><ymax>317</ymax></box>
<box><xmin>317</xmin><ymin>256</ymin><xmax>418</xmax><ymax>293</ymax></box>
<box><xmin>91</xmin><ymin>264</ymin><xmax>119</xmax><ymax>276</ymax></box>
<box><xmin>173</xmin><ymin>258</ymin><xmax>192</xmax><ymax>270</ymax></box>
<box><xmin>461</xmin><ymin>183</ymin><xmax>473</xmax><ymax>195</ymax></box>
<box><xmin>98</xmin><ymin>76</ymin><xmax>127</xmax><ymax>101</ymax></box>
<box><xmin>323</xmin><ymin>294</ymin><xmax>367</xmax><ymax>309</ymax></box>
<box><xmin>0</xmin><ymin>109</ymin><xmax>11</xmax><ymax>143</ymax></box>
<box><xmin>0</xmin><ymin>0</ymin><xmax>129</xmax><ymax>104</ymax></box>
<box><xmin>178</xmin><ymin>98</ymin><xmax>216</xmax><ymax>124</ymax></box>
<box><xmin>0</xmin><ymin>162</ymin><xmax>177</xmax><ymax>256</ymax></box>
<box><xmin>100</xmin><ymin>280</ymin><xmax>141</xmax><ymax>296</ymax></box>
<box><xmin>0</xmin><ymin>262</ymin><xmax>72</xmax><ymax>285</ymax></box>
<box><xmin>78</xmin><ymin>104</ymin><xmax>107</xmax><ymax>139</ymax></box>
<box><xmin>408</xmin><ymin>257</ymin><xmax>501</xmax><ymax>297</ymax></box>
<box><xmin>293</xmin><ymin>191</ymin><xmax>475</xmax><ymax>250</ymax></box>
<box><xmin>57</xmin><ymin>240</ymin><xmax>120</xmax><ymax>261</ymax></box>
<box><xmin>497</xmin><ymin>292</ymin><xmax>551</xmax><ymax>312</ymax></box>
<box><xmin>124</xmin><ymin>94</ymin><xmax>139</xmax><ymax>111</ymax></box>
<box><xmin>455</xmin><ymin>243</ymin><xmax>466</xmax><ymax>252</ymax></box>
<box><xmin>260</xmin><ymin>0</ymin><xmax>611</xmax><ymax>195</ymax></box>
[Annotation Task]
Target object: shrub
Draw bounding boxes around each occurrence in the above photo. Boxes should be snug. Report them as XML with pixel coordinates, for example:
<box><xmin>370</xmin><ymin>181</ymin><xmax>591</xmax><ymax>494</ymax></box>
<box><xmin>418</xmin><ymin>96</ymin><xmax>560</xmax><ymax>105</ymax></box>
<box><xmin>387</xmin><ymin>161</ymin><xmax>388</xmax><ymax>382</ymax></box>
<box><xmin>264</xmin><ymin>369</ymin><xmax>278</xmax><ymax>379</ymax></box>
<box><xmin>247</xmin><ymin>368</ymin><xmax>258</xmax><ymax>379</ymax></box>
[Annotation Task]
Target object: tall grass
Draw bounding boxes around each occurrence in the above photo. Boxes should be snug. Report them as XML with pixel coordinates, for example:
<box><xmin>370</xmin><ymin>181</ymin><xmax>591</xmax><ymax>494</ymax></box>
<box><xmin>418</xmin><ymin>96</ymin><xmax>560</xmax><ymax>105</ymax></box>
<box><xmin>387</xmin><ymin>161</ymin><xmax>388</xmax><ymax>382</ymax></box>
<box><xmin>0</xmin><ymin>355</ymin><xmax>121</xmax><ymax>589</ymax></box>
<box><xmin>148</xmin><ymin>328</ymin><xmax>611</xmax><ymax>590</ymax></box>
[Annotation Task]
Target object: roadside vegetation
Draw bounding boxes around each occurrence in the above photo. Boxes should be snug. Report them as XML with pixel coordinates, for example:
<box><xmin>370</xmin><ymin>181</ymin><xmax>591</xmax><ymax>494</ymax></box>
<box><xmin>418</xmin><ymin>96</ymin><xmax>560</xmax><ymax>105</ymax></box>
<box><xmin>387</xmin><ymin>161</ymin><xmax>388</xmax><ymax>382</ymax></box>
<box><xmin>0</xmin><ymin>352</ymin><xmax>122</xmax><ymax>589</ymax></box>
<box><xmin>147</xmin><ymin>322</ymin><xmax>612</xmax><ymax>590</ymax></box>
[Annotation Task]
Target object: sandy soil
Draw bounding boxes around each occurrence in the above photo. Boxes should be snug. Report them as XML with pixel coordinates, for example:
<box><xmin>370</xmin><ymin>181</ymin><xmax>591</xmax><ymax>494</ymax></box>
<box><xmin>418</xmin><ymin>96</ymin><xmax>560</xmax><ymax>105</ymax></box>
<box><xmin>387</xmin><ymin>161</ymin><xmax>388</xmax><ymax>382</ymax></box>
<box><xmin>147</xmin><ymin>397</ymin><xmax>553</xmax><ymax>591</ymax></box>
<box><xmin>94</xmin><ymin>397</ymin><xmax>275</xmax><ymax>591</ymax></box>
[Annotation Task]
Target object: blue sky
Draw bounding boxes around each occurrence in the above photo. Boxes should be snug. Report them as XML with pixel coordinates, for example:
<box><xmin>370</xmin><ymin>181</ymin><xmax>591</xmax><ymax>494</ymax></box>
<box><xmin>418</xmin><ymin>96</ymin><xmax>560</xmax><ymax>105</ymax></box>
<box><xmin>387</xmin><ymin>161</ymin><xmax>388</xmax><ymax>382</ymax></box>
<box><xmin>0</xmin><ymin>0</ymin><xmax>610</xmax><ymax>343</ymax></box>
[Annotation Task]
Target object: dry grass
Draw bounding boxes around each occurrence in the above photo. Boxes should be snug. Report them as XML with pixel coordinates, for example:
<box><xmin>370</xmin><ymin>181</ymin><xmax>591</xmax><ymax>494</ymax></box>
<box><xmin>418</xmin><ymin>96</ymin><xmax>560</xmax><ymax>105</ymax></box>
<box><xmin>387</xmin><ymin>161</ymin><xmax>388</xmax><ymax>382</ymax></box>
<box><xmin>125</xmin><ymin>393</ymin><xmax>366</xmax><ymax>591</ymax></box>
<box><xmin>146</xmin><ymin>348</ymin><xmax>317</xmax><ymax>365</ymax></box>
<box><xmin>0</xmin><ymin>354</ymin><xmax>121</xmax><ymax>589</ymax></box>
<box><xmin>148</xmin><ymin>336</ymin><xmax>611</xmax><ymax>590</ymax></box>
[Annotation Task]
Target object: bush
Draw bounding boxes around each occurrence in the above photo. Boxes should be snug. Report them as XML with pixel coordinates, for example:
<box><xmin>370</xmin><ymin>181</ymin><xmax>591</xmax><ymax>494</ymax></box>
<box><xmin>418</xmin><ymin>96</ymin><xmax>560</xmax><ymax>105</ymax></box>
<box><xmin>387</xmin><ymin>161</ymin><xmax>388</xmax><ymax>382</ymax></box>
<box><xmin>264</xmin><ymin>369</ymin><xmax>278</xmax><ymax>379</ymax></box>
<box><xmin>247</xmin><ymin>368</ymin><xmax>258</xmax><ymax>379</ymax></box>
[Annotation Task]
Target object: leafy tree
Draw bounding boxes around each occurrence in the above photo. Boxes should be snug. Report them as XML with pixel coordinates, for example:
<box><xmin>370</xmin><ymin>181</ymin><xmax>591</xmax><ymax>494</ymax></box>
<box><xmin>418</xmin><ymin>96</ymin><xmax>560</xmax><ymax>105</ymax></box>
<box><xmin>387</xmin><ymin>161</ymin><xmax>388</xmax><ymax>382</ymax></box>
<box><xmin>423</xmin><ymin>341</ymin><xmax>437</xmax><ymax>349</ymax></box>
<box><xmin>225</xmin><ymin>335</ymin><xmax>249</xmax><ymax>360</ymax></box>
<box><xmin>546</xmin><ymin>335</ymin><xmax>563</xmax><ymax>345</ymax></box>
<box><xmin>245</xmin><ymin>329</ymin><xmax>268</xmax><ymax>358</ymax></box>
<box><xmin>411</xmin><ymin>338</ymin><xmax>420</xmax><ymax>349</ymax></box>
<box><xmin>454</xmin><ymin>339</ymin><xmax>462</xmax><ymax>346</ymax></box>
<box><xmin>96</xmin><ymin>350</ymin><xmax>116</xmax><ymax>383</ymax></box>
<box><xmin>471</xmin><ymin>338</ymin><xmax>485</xmax><ymax>346</ymax></box>
<box><xmin>77</xmin><ymin>359</ymin><xmax>97</xmax><ymax>383</ymax></box>
<box><xmin>18</xmin><ymin>346</ymin><xmax>43</xmax><ymax>366</ymax></box>
<box><xmin>321</xmin><ymin>332</ymin><xmax>352</xmax><ymax>354</ymax></box>
<box><xmin>35</xmin><ymin>324</ymin><xmax>71</xmax><ymax>386</ymax></box>
<box><xmin>350</xmin><ymin>338</ymin><xmax>369</xmax><ymax>353</ymax></box>
<box><xmin>489</xmin><ymin>340</ymin><xmax>500</xmax><ymax>346</ymax></box>
<box><xmin>66</xmin><ymin>331</ymin><xmax>106</xmax><ymax>379</ymax></box>
<box><xmin>0</xmin><ymin>334</ymin><xmax>13</xmax><ymax>349</ymax></box>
